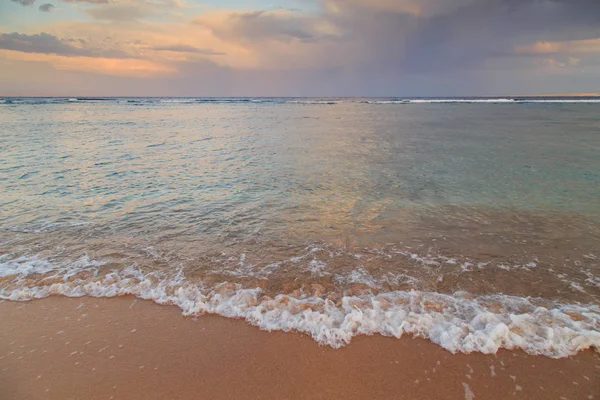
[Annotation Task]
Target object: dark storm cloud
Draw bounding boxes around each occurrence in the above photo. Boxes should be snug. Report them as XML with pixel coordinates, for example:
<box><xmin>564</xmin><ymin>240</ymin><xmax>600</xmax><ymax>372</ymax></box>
<box><xmin>151</xmin><ymin>45</ymin><xmax>225</xmax><ymax>55</ymax></box>
<box><xmin>421</xmin><ymin>1</ymin><xmax>596</xmax><ymax>58</ymax></box>
<box><xmin>309</xmin><ymin>0</ymin><xmax>600</xmax><ymax>75</ymax></box>
<box><xmin>0</xmin><ymin>33</ymin><xmax>132</xmax><ymax>59</ymax></box>
<box><xmin>194</xmin><ymin>0</ymin><xmax>598</xmax><ymax>76</ymax></box>
<box><xmin>38</xmin><ymin>3</ymin><xmax>54</xmax><ymax>12</ymax></box>
<box><xmin>187</xmin><ymin>0</ymin><xmax>600</xmax><ymax>95</ymax></box>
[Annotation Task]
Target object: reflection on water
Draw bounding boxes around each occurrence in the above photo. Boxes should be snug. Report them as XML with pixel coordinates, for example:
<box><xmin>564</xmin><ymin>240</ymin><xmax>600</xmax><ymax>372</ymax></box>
<box><xmin>1</xmin><ymin>100</ymin><xmax>599</xmax><ymax>302</ymax></box>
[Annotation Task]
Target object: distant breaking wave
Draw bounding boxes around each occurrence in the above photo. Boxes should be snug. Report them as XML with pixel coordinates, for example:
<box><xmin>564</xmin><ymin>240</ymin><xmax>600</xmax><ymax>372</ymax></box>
<box><xmin>2</xmin><ymin>97</ymin><xmax>600</xmax><ymax>106</ymax></box>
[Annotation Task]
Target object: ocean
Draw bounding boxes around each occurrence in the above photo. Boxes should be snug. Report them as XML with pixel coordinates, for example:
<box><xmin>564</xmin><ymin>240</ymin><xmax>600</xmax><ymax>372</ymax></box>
<box><xmin>1</xmin><ymin>97</ymin><xmax>599</xmax><ymax>357</ymax></box>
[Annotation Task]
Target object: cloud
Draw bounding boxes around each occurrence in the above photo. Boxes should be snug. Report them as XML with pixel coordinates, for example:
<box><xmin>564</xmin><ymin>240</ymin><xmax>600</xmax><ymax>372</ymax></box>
<box><xmin>61</xmin><ymin>0</ymin><xmax>109</xmax><ymax>3</ymax></box>
<box><xmin>3</xmin><ymin>0</ymin><xmax>600</xmax><ymax>95</ymax></box>
<box><xmin>195</xmin><ymin>9</ymin><xmax>342</xmax><ymax>44</ymax></box>
<box><xmin>0</xmin><ymin>50</ymin><xmax>173</xmax><ymax>78</ymax></box>
<box><xmin>85</xmin><ymin>0</ymin><xmax>184</xmax><ymax>21</ymax></box>
<box><xmin>195</xmin><ymin>0</ymin><xmax>599</xmax><ymax>92</ymax></box>
<box><xmin>517</xmin><ymin>39</ymin><xmax>600</xmax><ymax>56</ymax></box>
<box><xmin>0</xmin><ymin>33</ymin><xmax>133</xmax><ymax>59</ymax></box>
<box><xmin>86</xmin><ymin>4</ymin><xmax>155</xmax><ymax>21</ymax></box>
<box><xmin>38</xmin><ymin>3</ymin><xmax>54</xmax><ymax>12</ymax></box>
<box><xmin>11</xmin><ymin>0</ymin><xmax>36</xmax><ymax>5</ymax></box>
<box><xmin>150</xmin><ymin>45</ymin><xmax>225</xmax><ymax>55</ymax></box>
<box><xmin>324</xmin><ymin>0</ymin><xmax>477</xmax><ymax>18</ymax></box>
<box><xmin>295</xmin><ymin>0</ymin><xmax>600</xmax><ymax>78</ymax></box>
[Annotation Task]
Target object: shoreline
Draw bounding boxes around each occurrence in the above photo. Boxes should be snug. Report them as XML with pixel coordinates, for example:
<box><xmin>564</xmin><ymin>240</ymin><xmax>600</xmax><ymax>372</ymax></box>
<box><xmin>1</xmin><ymin>296</ymin><xmax>598</xmax><ymax>400</ymax></box>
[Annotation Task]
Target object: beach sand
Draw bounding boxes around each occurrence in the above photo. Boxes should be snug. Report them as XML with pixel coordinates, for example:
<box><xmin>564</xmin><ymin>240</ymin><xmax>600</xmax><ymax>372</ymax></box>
<box><xmin>0</xmin><ymin>296</ymin><xmax>598</xmax><ymax>400</ymax></box>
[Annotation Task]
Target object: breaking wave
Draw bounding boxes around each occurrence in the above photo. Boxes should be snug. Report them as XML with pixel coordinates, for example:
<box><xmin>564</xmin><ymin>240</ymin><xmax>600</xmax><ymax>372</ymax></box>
<box><xmin>1</xmin><ymin>253</ymin><xmax>598</xmax><ymax>358</ymax></box>
<box><xmin>3</xmin><ymin>97</ymin><xmax>600</xmax><ymax>106</ymax></box>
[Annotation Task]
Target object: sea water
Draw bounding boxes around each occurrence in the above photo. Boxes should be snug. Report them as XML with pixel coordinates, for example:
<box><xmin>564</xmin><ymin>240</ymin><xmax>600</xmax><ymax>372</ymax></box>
<box><xmin>1</xmin><ymin>97</ymin><xmax>599</xmax><ymax>357</ymax></box>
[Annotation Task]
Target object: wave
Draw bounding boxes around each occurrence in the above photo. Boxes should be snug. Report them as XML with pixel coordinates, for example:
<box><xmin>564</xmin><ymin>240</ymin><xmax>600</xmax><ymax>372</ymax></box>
<box><xmin>288</xmin><ymin>100</ymin><xmax>341</xmax><ymax>105</ymax></box>
<box><xmin>2</xmin><ymin>97</ymin><xmax>600</xmax><ymax>106</ymax></box>
<box><xmin>363</xmin><ymin>98</ymin><xmax>600</xmax><ymax>104</ymax></box>
<box><xmin>408</xmin><ymin>98</ymin><xmax>515</xmax><ymax>104</ymax></box>
<box><xmin>0</xmin><ymin>98</ymin><xmax>72</xmax><ymax>105</ymax></box>
<box><xmin>514</xmin><ymin>99</ymin><xmax>600</xmax><ymax>103</ymax></box>
<box><xmin>403</xmin><ymin>99</ymin><xmax>600</xmax><ymax>104</ymax></box>
<box><xmin>361</xmin><ymin>100</ymin><xmax>410</xmax><ymax>104</ymax></box>
<box><xmin>1</xmin><ymin>253</ymin><xmax>598</xmax><ymax>358</ymax></box>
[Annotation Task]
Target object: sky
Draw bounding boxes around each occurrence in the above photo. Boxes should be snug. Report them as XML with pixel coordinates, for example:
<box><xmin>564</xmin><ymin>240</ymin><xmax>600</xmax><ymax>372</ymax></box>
<box><xmin>1</xmin><ymin>0</ymin><xmax>599</xmax><ymax>96</ymax></box>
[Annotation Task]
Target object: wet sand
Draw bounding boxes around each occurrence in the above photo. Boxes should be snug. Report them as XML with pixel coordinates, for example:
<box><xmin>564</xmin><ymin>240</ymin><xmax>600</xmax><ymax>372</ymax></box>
<box><xmin>0</xmin><ymin>297</ymin><xmax>598</xmax><ymax>400</ymax></box>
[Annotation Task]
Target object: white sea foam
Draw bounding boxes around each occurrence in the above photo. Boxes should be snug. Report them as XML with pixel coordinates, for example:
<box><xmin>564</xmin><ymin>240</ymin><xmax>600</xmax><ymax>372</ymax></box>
<box><xmin>367</xmin><ymin>98</ymin><xmax>600</xmax><ymax>104</ymax></box>
<box><xmin>362</xmin><ymin>100</ymin><xmax>409</xmax><ymax>104</ymax></box>
<box><xmin>0</xmin><ymin>254</ymin><xmax>106</xmax><ymax>281</ymax></box>
<box><xmin>3</xmin><ymin>97</ymin><xmax>600</xmax><ymax>106</ymax></box>
<box><xmin>516</xmin><ymin>99</ymin><xmax>600</xmax><ymax>103</ymax></box>
<box><xmin>288</xmin><ymin>100</ymin><xmax>340</xmax><ymax>104</ymax></box>
<box><xmin>408</xmin><ymin>98</ymin><xmax>515</xmax><ymax>104</ymax></box>
<box><xmin>1</xmin><ymin>254</ymin><xmax>598</xmax><ymax>358</ymax></box>
<box><xmin>334</xmin><ymin>267</ymin><xmax>419</xmax><ymax>288</ymax></box>
<box><xmin>306</xmin><ymin>259</ymin><xmax>329</xmax><ymax>276</ymax></box>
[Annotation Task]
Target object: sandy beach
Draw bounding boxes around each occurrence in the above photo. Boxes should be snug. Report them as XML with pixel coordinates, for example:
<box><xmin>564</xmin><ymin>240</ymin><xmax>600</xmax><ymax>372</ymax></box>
<box><xmin>1</xmin><ymin>296</ymin><xmax>597</xmax><ymax>400</ymax></box>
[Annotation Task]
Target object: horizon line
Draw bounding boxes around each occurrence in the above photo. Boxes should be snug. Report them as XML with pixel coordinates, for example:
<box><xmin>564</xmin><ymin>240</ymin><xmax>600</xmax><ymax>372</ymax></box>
<box><xmin>2</xmin><ymin>94</ymin><xmax>600</xmax><ymax>98</ymax></box>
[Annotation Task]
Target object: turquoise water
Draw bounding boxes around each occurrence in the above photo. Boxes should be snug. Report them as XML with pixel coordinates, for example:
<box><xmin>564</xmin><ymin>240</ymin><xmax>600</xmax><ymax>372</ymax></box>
<box><xmin>1</xmin><ymin>98</ymin><xmax>599</xmax><ymax>355</ymax></box>
<box><xmin>2</xmin><ymin>99</ymin><xmax>599</xmax><ymax>233</ymax></box>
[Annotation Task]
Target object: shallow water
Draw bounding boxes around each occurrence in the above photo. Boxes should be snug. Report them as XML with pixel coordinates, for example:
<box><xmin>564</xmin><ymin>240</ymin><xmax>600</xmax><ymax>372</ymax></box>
<box><xmin>1</xmin><ymin>98</ymin><xmax>599</xmax><ymax>356</ymax></box>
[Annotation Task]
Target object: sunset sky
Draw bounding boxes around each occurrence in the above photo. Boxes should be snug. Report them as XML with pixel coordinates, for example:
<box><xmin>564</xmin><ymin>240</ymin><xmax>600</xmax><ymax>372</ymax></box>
<box><xmin>1</xmin><ymin>0</ymin><xmax>599</xmax><ymax>96</ymax></box>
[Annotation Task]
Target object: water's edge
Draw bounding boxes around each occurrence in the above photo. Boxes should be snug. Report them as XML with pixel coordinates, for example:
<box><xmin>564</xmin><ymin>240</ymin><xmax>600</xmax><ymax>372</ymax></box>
<box><xmin>2</xmin><ymin>254</ymin><xmax>598</xmax><ymax>359</ymax></box>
